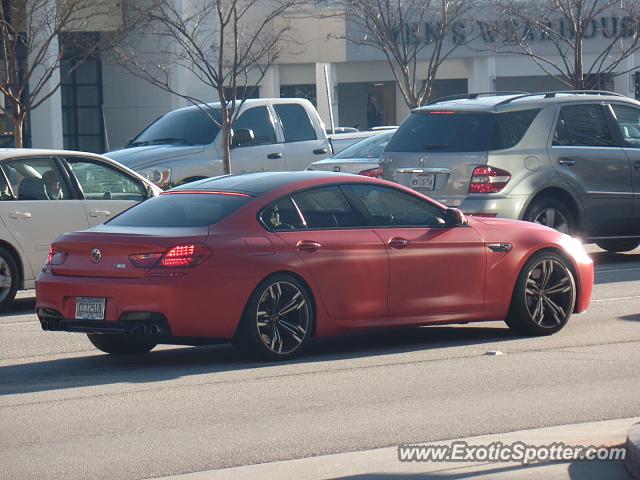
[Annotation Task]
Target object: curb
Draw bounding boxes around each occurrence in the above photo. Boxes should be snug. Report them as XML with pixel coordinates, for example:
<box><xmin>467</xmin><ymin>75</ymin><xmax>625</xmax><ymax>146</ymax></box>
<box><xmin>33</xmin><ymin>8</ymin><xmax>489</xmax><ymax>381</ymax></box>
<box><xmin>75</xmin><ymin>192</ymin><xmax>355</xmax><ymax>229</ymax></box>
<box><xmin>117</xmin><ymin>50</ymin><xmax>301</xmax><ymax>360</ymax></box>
<box><xmin>627</xmin><ymin>422</ymin><xmax>640</xmax><ymax>480</ymax></box>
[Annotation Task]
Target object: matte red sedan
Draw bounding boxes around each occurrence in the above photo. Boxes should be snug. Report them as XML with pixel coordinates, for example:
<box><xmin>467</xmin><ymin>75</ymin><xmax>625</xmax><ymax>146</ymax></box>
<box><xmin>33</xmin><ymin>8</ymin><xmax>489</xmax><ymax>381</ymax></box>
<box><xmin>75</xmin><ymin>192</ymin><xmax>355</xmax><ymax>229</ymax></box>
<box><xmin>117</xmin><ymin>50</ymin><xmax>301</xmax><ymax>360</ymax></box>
<box><xmin>36</xmin><ymin>172</ymin><xmax>593</xmax><ymax>360</ymax></box>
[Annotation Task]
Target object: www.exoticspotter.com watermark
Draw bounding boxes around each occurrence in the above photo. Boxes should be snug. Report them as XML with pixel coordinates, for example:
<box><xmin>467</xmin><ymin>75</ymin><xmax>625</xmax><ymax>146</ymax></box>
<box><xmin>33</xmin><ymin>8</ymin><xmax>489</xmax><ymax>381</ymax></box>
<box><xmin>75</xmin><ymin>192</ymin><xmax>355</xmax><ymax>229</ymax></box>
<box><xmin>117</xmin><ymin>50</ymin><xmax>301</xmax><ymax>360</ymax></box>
<box><xmin>398</xmin><ymin>441</ymin><xmax>626</xmax><ymax>465</ymax></box>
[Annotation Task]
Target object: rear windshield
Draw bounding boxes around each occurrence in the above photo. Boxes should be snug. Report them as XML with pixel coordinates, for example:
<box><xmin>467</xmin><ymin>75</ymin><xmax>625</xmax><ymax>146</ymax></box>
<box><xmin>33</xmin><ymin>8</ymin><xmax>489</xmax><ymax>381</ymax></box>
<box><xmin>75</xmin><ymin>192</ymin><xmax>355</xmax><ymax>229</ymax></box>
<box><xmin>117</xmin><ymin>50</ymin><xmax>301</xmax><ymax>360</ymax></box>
<box><xmin>385</xmin><ymin>109</ymin><xmax>540</xmax><ymax>153</ymax></box>
<box><xmin>107</xmin><ymin>193</ymin><xmax>250</xmax><ymax>228</ymax></box>
<box><xmin>129</xmin><ymin>107</ymin><xmax>222</xmax><ymax>147</ymax></box>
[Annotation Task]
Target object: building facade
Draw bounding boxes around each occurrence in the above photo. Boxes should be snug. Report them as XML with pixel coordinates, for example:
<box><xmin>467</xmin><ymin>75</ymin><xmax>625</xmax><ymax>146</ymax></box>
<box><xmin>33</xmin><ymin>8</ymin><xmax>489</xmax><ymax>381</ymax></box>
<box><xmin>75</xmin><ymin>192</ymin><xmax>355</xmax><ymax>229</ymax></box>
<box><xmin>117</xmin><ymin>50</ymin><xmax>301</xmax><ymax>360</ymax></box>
<box><xmin>24</xmin><ymin>1</ymin><xmax>640</xmax><ymax>152</ymax></box>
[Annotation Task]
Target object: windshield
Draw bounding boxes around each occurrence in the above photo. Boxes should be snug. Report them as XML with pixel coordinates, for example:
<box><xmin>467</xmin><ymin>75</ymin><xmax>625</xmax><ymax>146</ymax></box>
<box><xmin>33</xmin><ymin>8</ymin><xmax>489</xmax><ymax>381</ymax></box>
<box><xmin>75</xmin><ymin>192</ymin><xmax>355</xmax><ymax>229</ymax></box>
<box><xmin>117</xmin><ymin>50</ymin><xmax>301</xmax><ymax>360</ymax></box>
<box><xmin>107</xmin><ymin>193</ymin><xmax>250</xmax><ymax>228</ymax></box>
<box><xmin>333</xmin><ymin>131</ymin><xmax>395</xmax><ymax>159</ymax></box>
<box><xmin>129</xmin><ymin>106</ymin><xmax>222</xmax><ymax>147</ymax></box>
<box><xmin>385</xmin><ymin>109</ymin><xmax>540</xmax><ymax>153</ymax></box>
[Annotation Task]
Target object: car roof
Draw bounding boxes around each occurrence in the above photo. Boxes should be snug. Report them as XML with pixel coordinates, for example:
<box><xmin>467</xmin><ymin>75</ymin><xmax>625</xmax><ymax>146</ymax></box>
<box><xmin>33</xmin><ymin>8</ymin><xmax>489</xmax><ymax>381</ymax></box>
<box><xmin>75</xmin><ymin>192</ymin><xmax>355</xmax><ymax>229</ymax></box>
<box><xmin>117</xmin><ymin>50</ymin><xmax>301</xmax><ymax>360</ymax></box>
<box><xmin>0</xmin><ymin>148</ymin><xmax>113</xmax><ymax>161</ymax></box>
<box><xmin>417</xmin><ymin>91</ymin><xmax>640</xmax><ymax>113</ymax></box>
<box><xmin>171</xmin><ymin>171</ymin><xmax>363</xmax><ymax>196</ymax></box>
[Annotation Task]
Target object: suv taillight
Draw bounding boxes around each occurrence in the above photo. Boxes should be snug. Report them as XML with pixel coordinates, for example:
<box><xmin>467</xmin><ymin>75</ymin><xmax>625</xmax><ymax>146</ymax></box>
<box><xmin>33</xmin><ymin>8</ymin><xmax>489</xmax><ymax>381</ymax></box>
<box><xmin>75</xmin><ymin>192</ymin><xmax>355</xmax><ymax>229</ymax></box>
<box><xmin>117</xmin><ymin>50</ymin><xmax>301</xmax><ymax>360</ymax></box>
<box><xmin>358</xmin><ymin>166</ymin><xmax>384</xmax><ymax>178</ymax></box>
<box><xmin>129</xmin><ymin>244</ymin><xmax>211</xmax><ymax>269</ymax></box>
<box><xmin>469</xmin><ymin>166</ymin><xmax>511</xmax><ymax>193</ymax></box>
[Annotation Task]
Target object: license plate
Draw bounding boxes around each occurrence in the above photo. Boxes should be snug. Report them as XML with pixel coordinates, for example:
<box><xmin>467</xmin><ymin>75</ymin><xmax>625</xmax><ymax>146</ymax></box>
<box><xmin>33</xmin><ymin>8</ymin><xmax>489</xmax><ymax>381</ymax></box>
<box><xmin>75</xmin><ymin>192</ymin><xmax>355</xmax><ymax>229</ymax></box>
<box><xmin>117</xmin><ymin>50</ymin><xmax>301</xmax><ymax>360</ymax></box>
<box><xmin>75</xmin><ymin>297</ymin><xmax>106</xmax><ymax>320</ymax></box>
<box><xmin>410</xmin><ymin>173</ymin><xmax>435</xmax><ymax>191</ymax></box>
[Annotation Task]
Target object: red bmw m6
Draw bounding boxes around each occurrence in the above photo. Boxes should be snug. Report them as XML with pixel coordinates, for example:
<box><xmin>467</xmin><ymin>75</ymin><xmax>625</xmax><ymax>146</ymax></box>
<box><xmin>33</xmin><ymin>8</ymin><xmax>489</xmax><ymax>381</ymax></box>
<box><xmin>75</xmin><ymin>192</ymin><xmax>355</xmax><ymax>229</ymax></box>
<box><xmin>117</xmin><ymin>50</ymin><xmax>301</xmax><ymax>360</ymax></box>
<box><xmin>36</xmin><ymin>172</ymin><xmax>593</xmax><ymax>360</ymax></box>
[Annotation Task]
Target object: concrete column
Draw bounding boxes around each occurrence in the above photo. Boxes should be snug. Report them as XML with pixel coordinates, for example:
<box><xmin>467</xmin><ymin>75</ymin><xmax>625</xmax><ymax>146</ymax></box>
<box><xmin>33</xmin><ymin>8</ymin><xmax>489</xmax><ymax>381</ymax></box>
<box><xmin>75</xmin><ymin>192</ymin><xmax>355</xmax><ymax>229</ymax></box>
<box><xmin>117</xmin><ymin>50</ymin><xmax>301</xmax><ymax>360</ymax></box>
<box><xmin>395</xmin><ymin>82</ymin><xmax>411</xmax><ymax>124</ymax></box>
<box><xmin>468</xmin><ymin>56</ymin><xmax>496</xmax><ymax>94</ymax></box>
<box><xmin>315</xmin><ymin>62</ymin><xmax>339</xmax><ymax>130</ymax></box>
<box><xmin>260</xmin><ymin>65</ymin><xmax>280</xmax><ymax>98</ymax></box>
<box><xmin>28</xmin><ymin>0</ymin><xmax>63</xmax><ymax>149</ymax></box>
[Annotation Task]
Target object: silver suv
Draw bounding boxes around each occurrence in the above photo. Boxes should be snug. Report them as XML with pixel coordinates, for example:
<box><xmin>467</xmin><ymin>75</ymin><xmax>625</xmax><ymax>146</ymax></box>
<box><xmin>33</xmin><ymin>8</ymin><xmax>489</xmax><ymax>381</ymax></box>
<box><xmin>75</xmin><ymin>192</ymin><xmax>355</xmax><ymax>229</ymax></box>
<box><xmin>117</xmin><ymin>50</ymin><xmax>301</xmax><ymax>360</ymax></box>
<box><xmin>382</xmin><ymin>91</ymin><xmax>640</xmax><ymax>252</ymax></box>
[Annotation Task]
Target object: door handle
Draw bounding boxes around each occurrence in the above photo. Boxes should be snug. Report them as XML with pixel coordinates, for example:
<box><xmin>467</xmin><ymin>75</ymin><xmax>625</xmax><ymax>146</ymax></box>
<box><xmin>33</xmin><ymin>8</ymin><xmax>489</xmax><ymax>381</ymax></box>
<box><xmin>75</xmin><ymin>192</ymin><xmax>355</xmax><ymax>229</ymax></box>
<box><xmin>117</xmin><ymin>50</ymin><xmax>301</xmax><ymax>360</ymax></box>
<box><xmin>313</xmin><ymin>148</ymin><xmax>328</xmax><ymax>155</ymax></box>
<box><xmin>89</xmin><ymin>210</ymin><xmax>111</xmax><ymax>217</ymax></box>
<box><xmin>558</xmin><ymin>158</ymin><xmax>575</xmax><ymax>167</ymax></box>
<box><xmin>297</xmin><ymin>240</ymin><xmax>322</xmax><ymax>252</ymax></box>
<box><xmin>634</xmin><ymin>161</ymin><xmax>640</xmax><ymax>170</ymax></box>
<box><xmin>9</xmin><ymin>212</ymin><xmax>31</xmax><ymax>219</ymax></box>
<box><xmin>388</xmin><ymin>237</ymin><xmax>410</xmax><ymax>249</ymax></box>
<box><xmin>267</xmin><ymin>153</ymin><xmax>283</xmax><ymax>159</ymax></box>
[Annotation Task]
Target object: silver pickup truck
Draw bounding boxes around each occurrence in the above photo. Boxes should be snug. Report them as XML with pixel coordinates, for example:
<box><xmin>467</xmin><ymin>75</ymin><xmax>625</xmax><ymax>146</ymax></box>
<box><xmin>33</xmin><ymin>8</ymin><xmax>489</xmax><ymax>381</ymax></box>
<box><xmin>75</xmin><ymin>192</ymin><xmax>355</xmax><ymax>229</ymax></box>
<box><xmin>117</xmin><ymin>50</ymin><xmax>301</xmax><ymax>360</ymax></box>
<box><xmin>105</xmin><ymin>98</ymin><xmax>373</xmax><ymax>188</ymax></box>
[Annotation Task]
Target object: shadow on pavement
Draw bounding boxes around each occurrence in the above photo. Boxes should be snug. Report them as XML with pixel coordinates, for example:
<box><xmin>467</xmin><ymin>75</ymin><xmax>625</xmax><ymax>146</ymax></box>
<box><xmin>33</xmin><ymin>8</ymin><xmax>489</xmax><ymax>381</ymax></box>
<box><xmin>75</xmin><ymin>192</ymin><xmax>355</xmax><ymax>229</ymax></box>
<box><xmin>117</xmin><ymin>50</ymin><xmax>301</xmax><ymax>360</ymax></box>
<box><xmin>0</xmin><ymin>296</ymin><xmax>35</xmax><ymax>317</ymax></box>
<box><xmin>618</xmin><ymin>313</ymin><xmax>640</xmax><ymax>322</ymax></box>
<box><xmin>0</xmin><ymin>325</ymin><xmax>514</xmax><ymax>396</ymax></box>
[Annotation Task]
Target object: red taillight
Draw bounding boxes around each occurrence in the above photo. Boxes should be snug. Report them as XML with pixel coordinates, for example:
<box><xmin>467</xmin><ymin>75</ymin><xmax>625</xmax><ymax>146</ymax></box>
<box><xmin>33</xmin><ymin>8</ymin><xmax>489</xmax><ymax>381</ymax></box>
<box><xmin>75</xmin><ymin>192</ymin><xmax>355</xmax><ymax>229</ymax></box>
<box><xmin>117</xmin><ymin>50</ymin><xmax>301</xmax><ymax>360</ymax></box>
<box><xmin>469</xmin><ymin>166</ymin><xmax>511</xmax><ymax>193</ymax></box>
<box><xmin>129</xmin><ymin>245</ymin><xmax>211</xmax><ymax>269</ymax></box>
<box><xmin>358</xmin><ymin>167</ymin><xmax>384</xmax><ymax>178</ymax></box>
<box><xmin>46</xmin><ymin>247</ymin><xmax>67</xmax><ymax>265</ymax></box>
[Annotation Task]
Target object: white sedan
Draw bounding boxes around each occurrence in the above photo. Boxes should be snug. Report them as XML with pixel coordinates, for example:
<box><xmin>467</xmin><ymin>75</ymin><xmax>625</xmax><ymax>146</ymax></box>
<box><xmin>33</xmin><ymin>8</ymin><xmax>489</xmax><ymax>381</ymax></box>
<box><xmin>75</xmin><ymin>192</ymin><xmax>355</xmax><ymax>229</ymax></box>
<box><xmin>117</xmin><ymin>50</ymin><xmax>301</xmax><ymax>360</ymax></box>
<box><xmin>0</xmin><ymin>149</ymin><xmax>162</xmax><ymax>309</ymax></box>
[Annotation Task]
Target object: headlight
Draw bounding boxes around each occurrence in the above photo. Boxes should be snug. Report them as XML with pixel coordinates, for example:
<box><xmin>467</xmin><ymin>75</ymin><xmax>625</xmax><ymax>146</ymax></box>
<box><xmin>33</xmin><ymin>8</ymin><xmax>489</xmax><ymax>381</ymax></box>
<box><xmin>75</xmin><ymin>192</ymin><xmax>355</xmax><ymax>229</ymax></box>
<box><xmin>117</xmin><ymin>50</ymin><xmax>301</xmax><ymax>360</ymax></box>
<box><xmin>138</xmin><ymin>167</ymin><xmax>171</xmax><ymax>188</ymax></box>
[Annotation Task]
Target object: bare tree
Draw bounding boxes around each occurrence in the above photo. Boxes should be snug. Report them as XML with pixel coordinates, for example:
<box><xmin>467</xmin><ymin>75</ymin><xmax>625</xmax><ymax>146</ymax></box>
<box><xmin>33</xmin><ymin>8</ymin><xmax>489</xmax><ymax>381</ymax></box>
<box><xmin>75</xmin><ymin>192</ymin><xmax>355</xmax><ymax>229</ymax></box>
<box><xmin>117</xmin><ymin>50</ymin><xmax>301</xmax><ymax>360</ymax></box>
<box><xmin>113</xmin><ymin>0</ymin><xmax>308</xmax><ymax>175</ymax></box>
<box><xmin>345</xmin><ymin>0</ymin><xmax>477</xmax><ymax>108</ymax></box>
<box><xmin>489</xmin><ymin>0</ymin><xmax>640</xmax><ymax>90</ymax></box>
<box><xmin>0</xmin><ymin>0</ymin><xmax>111</xmax><ymax>147</ymax></box>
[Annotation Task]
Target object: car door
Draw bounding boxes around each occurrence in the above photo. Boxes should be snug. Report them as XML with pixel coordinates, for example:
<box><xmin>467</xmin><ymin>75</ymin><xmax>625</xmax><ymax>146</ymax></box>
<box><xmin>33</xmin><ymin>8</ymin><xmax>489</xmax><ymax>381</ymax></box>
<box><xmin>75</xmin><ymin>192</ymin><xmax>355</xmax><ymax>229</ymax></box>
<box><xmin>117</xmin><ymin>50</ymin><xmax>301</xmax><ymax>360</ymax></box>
<box><xmin>548</xmin><ymin>103</ymin><xmax>632</xmax><ymax>237</ymax></box>
<box><xmin>344</xmin><ymin>183</ymin><xmax>486</xmax><ymax>317</ymax></box>
<box><xmin>608</xmin><ymin>103</ymin><xmax>640</xmax><ymax>234</ymax></box>
<box><xmin>262</xmin><ymin>187</ymin><xmax>389</xmax><ymax>320</ymax></box>
<box><xmin>273</xmin><ymin>103</ymin><xmax>331</xmax><ymax>170</ymax></box>
<box><xmin>0</xmin><ymin>156</ymin><xmax>89</xmax><ymax>277</ymax></box>
<box><xmin>62</xmin><ymin>156</ymin><xmax>150</xmax><ymax>227</ymax></box>
<box><xmin>229</xmin><ymin>105</ymin><xmax>285</xmax><ymax>173</ymax></box>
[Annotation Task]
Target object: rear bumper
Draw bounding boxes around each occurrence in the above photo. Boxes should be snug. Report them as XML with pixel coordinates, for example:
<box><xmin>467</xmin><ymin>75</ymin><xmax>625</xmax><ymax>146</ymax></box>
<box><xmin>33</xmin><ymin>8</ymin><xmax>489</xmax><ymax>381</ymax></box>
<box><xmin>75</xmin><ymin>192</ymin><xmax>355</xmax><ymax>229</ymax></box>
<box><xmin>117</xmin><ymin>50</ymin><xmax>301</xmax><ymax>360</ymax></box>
<box><xmin>434</xmin><ymin>194</ymin><xmax>530</xmax><ymax>220</ymax></box>
<box><xmin>35</xmin><ymin>270</ymin><xmax>246</xmax><ymax>339</ymax></box>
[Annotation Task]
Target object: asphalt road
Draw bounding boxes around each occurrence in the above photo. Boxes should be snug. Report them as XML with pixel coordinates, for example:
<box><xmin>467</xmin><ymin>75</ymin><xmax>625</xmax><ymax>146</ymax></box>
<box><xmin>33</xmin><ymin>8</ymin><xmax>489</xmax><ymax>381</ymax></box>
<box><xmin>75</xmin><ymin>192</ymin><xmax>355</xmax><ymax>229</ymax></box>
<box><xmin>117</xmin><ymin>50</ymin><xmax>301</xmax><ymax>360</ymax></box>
<box><xmin>1</xmin><ymin>248</ymin><xmax>640</xmax><ymax>480</ymax></box>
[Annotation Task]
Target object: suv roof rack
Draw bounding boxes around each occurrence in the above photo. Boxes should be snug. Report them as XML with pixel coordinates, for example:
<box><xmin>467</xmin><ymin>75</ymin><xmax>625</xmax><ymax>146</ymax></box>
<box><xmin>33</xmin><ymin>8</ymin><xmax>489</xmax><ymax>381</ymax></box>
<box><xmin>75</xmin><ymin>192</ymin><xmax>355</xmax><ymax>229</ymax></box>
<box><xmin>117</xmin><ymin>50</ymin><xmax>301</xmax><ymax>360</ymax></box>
<box><xmin>496</xmin><ymin>90</ymin><xmax>624</xmax><ymax>106</ymax></box>
<box><xmin>427</xmin><ymin>91</ymin><xmax>528</xmax><ymax>105</ymax></box>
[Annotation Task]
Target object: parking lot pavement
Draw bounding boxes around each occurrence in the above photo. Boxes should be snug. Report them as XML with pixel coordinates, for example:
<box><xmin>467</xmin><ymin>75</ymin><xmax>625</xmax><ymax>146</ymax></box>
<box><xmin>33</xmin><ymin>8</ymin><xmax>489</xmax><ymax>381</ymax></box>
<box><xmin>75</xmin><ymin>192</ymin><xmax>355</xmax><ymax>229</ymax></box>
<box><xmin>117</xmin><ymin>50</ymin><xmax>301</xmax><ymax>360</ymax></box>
<box><xmin>1</xmin><ymin>247</ymin><xmax>640</xmax><ymax>480</ymax></box>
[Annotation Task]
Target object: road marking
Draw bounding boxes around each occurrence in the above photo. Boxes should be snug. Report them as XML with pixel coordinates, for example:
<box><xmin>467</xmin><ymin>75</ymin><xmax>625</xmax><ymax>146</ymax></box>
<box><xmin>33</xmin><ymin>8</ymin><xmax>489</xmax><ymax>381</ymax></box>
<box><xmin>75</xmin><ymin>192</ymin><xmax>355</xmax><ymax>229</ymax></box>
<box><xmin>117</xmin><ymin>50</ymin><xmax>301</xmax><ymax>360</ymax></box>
<box><xmin>591</xmin><ymin>295</ymin><xmax>640</xmax><ymax>303</ymax></box>
<box><xmin>0</xmin><ymin>320</ymin><xmax>39</xmax><ymax>327</ymax></box>
<box><xmin>596</xmin><ymin>267</ymin><xmax>640</xmax><ymax>273</ymax></box>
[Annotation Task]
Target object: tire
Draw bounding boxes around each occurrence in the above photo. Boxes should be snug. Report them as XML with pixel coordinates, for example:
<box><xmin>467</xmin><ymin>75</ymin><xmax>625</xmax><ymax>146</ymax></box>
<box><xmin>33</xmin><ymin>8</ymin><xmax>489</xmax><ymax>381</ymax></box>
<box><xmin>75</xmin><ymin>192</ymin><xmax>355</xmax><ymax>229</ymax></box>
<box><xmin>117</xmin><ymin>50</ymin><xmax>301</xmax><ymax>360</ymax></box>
<box><xmin>524</xmin><ymin>197</ymin><xmax>575</xmax><ymax>235</ymax></box>
<box><xmin>87</xmin><ymin>334</ymin><xmax>157</xmax><ymax>355</ymax></box>
<box><xmin>596</xmin><ymin>239</ymin><xmax>640</xmax><ymax>253</ymax></box>
<box><xmin>505</xmin><ymin>251</ymin><xmax>576</xmax><ymax>336</ymax></box>
<box><xmin>0</xmin><ymin>247</ymin><xmax>19</xmax><ymax>311</ymax></box>
<box><xmin>234</xmin><ymin>274</ymin><xmax>314</xmax><ymax>361</ymax></box>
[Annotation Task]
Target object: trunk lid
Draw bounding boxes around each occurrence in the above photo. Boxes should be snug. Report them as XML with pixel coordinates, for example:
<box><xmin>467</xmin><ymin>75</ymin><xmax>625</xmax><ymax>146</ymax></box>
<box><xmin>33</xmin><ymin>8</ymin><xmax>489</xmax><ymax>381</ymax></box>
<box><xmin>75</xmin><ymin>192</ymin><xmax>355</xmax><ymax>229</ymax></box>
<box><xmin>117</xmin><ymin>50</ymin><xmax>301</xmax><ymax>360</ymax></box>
<box><xmin>50</xmin><ymin>226</ymin><xmax>209</xmax><ymax>278</ymax></box>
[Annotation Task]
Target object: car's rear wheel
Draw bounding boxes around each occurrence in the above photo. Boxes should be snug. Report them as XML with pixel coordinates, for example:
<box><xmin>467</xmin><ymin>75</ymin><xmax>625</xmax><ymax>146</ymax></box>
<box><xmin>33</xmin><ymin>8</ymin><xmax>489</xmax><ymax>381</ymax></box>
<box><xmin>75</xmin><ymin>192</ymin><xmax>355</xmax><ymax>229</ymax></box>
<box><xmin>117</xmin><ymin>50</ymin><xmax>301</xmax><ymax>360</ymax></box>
<box><xmin>87</xmin><ymin>334</ymin><xmax>157</xmax><ymax>355</ymax></box>
<box><xmin>234</xmin><ymin>274</ymin><xmax>314</xmax><ymax>361</ymax></box>
<box><xmin>596</xmin><ymin>239</ymin><xmax>640</xmax><ymax>253</ymax></box>
<box><xmin>505</xmin><ymin>251</ymin><xmax>576</xmax><ymax>336</ymax></box>
<box><xmin>524</xmin><ymin>198</ymin><xmax>575</xmax><ymax>235</ymax></box>
<box><xmin>0</xmin><ymin>247</ymin><xmax>19</xmax><ymax>311</ymax></box>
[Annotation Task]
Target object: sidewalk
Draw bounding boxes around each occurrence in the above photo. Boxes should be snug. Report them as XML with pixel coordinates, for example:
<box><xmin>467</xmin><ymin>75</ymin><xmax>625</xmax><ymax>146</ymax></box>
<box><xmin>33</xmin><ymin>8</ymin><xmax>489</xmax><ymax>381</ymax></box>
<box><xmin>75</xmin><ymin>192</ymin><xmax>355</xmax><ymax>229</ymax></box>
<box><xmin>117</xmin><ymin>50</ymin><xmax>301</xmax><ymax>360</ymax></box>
<box><xmin>157</xmin><ymin>417</ymin><xmax>639</xmax><ymax>480</ymax></box>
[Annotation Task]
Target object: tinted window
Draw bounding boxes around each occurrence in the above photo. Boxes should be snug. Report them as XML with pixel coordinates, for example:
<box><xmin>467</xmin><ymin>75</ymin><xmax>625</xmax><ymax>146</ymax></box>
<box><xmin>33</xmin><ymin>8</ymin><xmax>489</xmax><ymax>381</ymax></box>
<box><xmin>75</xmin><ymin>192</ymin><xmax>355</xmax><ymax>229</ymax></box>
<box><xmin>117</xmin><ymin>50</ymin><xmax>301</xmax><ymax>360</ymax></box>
<box><xmin>234</xmin><ymin>106</ymin><xmax>277</xmax><ymax>146</ymax></box>
<box><xmin>260</xmin><ymin>197</ymin><xmax>305</xmax><ymax>231</ymax></box>
<box><xmin>131</xmin><ymin>107</ymin><xmax>221</xmax><ymax>147</ymax></box>
<box><xmin>611</xmin><ymin>104</ymin><xmax>640</xmax><ymax>148</ymax></box>
<box><xmin>108</xmin><ymin>193</ymin><xmax>250</xmax><ymax>227</ymax></box>
<box><xmin>66</xmin><ymin>157</ymin><xmax>146</xmax><ymax>201</ymax></box>
<box><xmin>2</xmin><ymin>158</ymin><xmax>71</xmax><ymax>201</ymax></box>
<box><xmin>292</xmin><ymin>186</ymin><xmax>360</xmax><ymax>229</ymax></box>
<box><xmin>348</xmin><ymin>184</ymin><xmax>446</xmax><ymax>227</ymax></box>
<box><xmin>552</xmin><ymin>104</ymin><xmax>613</xmax><ymax>147</ymax></box>
<box><xmin>274</xmin><ymin>104</ymin><xmax>317</xmax><ymax>142</ymax></box>
<box><xmin>333</xmin><ymin>131</ymin><xmax>394</xmax><ymax>159</ymax></box>
<box><xmin>386</xmin><ymin>110</ymin><xmax>539</xmax><ymax>153</ymax></box>
<box><xmin>492</xmin><ymin>109</ymin><xmax>540</xmax><ymax>149</ymax></box>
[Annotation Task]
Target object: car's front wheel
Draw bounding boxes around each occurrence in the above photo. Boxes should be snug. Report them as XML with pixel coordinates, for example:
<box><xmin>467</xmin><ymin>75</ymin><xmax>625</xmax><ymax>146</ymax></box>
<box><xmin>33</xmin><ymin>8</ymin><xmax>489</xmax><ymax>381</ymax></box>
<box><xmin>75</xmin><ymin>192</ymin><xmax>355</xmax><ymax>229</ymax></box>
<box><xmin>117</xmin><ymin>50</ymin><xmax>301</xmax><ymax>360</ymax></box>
<box><xmin>596</xmin><ymin>239</ymin><xmax>640</xmax><ymax>253</ymax></box>
<box><xmin>505</xmin><ymin>251</ymin><xmax>576</xmax><ymax>336</ymax></box>
<box><xmin>234</xmin><ymin>274</ymin><xmax>314</xmax><ymax>361</ymax></box>
<box><xmin>87</xmin><ymin>334</ymin><xmax>157</xmax><ymax>355</ymax></box>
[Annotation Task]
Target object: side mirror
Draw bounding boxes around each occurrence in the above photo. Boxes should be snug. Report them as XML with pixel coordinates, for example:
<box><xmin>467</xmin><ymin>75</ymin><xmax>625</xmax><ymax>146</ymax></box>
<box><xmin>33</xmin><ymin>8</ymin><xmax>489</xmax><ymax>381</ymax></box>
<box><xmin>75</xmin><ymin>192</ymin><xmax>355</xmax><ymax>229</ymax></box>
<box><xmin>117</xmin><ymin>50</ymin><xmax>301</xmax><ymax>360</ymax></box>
<box><xmin>446</xmin><ymin>207</ymin><xmax>467</xmax><ymax>226</ymax></box>
<box><xmin>230</xmin><ymin>128</ymin><xmax>255</xmax><ymax>147</ymax></box>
